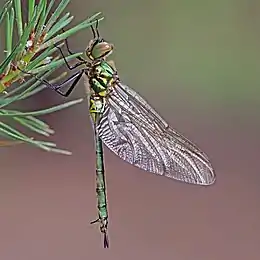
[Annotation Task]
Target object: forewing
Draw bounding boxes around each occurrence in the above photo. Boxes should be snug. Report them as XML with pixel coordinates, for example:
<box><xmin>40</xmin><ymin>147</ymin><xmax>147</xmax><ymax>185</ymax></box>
<box><xmin>96</xmin><ymin>83</ymin><xmax>215</xmax><ymax>185</ymax></box>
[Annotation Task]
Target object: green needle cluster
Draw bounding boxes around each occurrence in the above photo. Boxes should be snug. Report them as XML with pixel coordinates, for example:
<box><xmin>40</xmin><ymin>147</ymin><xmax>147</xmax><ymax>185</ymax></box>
<box><xmin>0</xmin><ymin>0</ymin><xmax>103</xmax><ymax>154</ymax></box>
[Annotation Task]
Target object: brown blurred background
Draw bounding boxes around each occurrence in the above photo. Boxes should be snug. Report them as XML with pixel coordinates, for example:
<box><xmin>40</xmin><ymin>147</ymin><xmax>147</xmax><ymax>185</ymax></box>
<box><xmin>1</xmin><ymin>0</ymin><xmax>260</xmax><ymax>259</ymax></box>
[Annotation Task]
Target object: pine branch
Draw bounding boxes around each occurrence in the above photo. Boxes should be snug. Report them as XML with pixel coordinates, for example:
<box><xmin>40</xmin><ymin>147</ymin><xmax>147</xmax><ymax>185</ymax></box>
<box><xmin>0</xmin><ymin>0</ymin><xmax>103</xmax><ymax>154</ymax></box>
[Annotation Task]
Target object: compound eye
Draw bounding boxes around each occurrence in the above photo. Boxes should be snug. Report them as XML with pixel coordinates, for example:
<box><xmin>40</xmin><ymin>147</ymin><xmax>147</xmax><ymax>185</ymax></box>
<box><xmin>92</xmin><ymin>41</ymin><xmax>113</xmax><ymax>59</ymax></box>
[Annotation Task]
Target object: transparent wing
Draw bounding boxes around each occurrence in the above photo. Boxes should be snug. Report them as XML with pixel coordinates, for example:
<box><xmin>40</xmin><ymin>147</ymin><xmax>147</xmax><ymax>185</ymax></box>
<box><xmin>96</xmin><ymin>83</ymin><xmax>215</xmax><ymax>185</ymax></box>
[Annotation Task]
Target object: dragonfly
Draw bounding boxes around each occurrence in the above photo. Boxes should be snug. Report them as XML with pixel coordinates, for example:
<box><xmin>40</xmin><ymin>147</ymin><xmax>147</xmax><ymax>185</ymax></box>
<box><xmin>23</xmin><ymin>21</ymin><xmax>216</xmax><ymax>248</ymax></box>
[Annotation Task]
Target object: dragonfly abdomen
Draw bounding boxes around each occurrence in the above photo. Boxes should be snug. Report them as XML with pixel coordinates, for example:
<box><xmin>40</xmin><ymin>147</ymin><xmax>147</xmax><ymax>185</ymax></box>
<box><xmin>93</xmin><ymin>126</ymin><xmax>109</xmax><ymax>248</ymax></box>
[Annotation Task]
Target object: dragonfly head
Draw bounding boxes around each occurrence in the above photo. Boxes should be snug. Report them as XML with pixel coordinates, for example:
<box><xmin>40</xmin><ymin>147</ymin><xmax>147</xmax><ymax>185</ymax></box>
<box><xmin>86</xmin><ymin>20</ymin><xmax>113</xmax><ymax>60</ymax></box>
<box><xmin>86</xmin><ymin>38</ymin><xmax>113</xmax><ymax>61</ymax></box>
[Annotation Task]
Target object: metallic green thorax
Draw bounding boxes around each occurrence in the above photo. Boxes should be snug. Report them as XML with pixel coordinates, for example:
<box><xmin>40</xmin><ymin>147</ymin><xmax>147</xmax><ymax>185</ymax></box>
<box><xmin>88</xmin><ymin>60</ymin><xmax>116</xmax><ymax>96</ymax></box>
<box><xmin>88</xmin><ymin>59</ymin><xmax>117</xmax><ymax>123</ymax></box>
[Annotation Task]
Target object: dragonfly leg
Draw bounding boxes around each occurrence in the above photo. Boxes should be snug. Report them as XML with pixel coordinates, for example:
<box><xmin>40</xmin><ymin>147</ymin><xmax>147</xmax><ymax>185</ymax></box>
<box><xmin>16</xmin><ymin>66</ymin><xmax>85</xmax><ymax>97</ymax></box>
<box><xmin>55</xmin><ymin>70</ymin><xmax>84</xmax><ymax>97</ymax></box>
<box><xmin>53</xmin><ymin>29</ymin><xmax>88</xmax><ymax>70</ymax></box>
<box><xmin>55</xmin><ymin>43</ymin><xmax>87</xmax><ymax>70</ymax></box>
<box><xmin>59</xmin><ymin>28</ymin><xmax>86</xmax><ymax>64</ymax></box>
<box><xmin>90</xmin><ymin>19</ymin><xmax>100</xmax><ymax>39</ymax></box>
<box><xmin>61</xmin><ymin>28</ymin><xmax>86</xmax><ymax>62</ymax></box>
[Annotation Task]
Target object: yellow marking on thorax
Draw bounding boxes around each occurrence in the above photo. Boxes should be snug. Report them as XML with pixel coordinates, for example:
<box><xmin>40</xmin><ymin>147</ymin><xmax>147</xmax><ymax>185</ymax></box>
<box><xmin>89</xmin><ymin>98</ymin><xmax>96</xmax><ymax>113</ymax></box>
<box><xmin>98</xmin><ymin>90</ymin><xmax>107</xmax><ymax>97</ymax></box>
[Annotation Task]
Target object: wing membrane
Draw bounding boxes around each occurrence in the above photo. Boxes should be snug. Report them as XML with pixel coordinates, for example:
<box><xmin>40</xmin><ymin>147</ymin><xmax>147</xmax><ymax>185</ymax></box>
<box><xmin>95</xmin><ymin>83</ymin><xmax>215</xmax><ymax>185</ymax></box>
